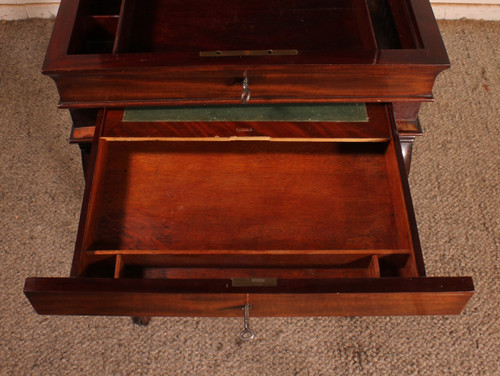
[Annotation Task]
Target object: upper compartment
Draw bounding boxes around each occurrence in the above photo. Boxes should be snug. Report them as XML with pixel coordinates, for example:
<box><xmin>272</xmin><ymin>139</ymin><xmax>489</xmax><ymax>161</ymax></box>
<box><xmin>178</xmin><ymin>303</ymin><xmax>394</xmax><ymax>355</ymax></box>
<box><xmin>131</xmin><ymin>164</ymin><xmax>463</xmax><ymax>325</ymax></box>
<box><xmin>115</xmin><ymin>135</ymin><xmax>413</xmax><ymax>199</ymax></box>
<box><xmin>67</xmin><ymin>0</ymin><xmax>377</xmax><ymax>62</ymax></box>
<box><xmin>121</xmin><ymin>0</ymin><xmax>376</xmax><ymax>59</ymax></box>
<box><xmin>43</xmin><ymin>0</ymin><xmax>449</xmax><ymax>107</ymax></box>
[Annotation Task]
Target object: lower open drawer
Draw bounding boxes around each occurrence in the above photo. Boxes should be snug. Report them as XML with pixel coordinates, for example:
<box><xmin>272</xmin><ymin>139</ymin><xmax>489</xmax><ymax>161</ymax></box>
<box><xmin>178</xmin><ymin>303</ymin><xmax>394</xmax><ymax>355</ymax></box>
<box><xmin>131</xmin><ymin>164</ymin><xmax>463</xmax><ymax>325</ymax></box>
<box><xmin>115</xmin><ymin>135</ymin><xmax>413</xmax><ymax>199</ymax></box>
<box><xmin>25</xmin><ymin>104</ymin><xmax>473</xmax><ymax>317</ymax></box>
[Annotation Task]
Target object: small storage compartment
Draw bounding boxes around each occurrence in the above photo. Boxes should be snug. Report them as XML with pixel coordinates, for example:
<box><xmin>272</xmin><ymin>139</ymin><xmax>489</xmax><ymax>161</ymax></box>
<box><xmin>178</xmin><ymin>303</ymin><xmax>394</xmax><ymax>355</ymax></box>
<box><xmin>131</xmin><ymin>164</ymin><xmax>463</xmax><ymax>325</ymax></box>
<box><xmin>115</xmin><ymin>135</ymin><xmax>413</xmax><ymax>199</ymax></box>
<box><xmin>68</xmin><ymin>0</ymin><xmax>122</xmax><ymax>54</ymax></box>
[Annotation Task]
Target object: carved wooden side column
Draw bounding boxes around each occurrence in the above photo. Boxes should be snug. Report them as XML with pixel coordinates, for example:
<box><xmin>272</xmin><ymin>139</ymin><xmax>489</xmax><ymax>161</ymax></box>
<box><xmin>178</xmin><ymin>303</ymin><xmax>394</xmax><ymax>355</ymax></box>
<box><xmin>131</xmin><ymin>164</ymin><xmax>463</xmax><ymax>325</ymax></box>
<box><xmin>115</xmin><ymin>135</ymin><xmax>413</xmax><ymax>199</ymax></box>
<box><xmin>399</xmin><ymin>134</ymin><xmax>416</xmax><ymax>175</ymax></box>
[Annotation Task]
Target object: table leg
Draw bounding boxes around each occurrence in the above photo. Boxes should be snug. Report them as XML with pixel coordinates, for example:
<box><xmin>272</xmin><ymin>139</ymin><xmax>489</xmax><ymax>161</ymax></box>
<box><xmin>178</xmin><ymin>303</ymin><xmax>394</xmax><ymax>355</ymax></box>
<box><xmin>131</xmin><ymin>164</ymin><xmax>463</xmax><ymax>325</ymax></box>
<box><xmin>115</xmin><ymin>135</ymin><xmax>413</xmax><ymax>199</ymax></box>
<box><xmin>132</xmin><ymin>316</ymin><xmax>151</xmax><ymax>326</ymax></box>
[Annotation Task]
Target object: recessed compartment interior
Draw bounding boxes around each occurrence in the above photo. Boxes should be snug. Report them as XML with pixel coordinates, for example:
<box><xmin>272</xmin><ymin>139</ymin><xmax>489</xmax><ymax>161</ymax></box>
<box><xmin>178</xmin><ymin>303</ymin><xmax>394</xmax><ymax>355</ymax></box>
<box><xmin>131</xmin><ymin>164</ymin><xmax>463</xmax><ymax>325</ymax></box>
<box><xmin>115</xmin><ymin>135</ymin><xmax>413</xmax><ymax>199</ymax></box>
<box><xmin>86</xmin><ymin>0</ymin><xmax>122</xmax><ymax>14</ymax></box>
<box><xmin>68</xmin><ymin>0</ymin><xmax>122</xmax><ymax>54</ymax></box>
<box><xmin>120</xmin><ymin>0</ymin><xmax>375</xmax><ymax>54</ymax></box>
<box><xmin>366</xmin><ymin>0</ymin><xmax>422</xmax><ymax>49</ymax></box>
<box><xmin>66</xmin><ymin>0</ymin><xmax>423</xmax><ymax>56</ymax></box>
<box><xmin>89</xmin><ymin>141</ymin><xmax>406</xmax><ymax>251</ymax></box>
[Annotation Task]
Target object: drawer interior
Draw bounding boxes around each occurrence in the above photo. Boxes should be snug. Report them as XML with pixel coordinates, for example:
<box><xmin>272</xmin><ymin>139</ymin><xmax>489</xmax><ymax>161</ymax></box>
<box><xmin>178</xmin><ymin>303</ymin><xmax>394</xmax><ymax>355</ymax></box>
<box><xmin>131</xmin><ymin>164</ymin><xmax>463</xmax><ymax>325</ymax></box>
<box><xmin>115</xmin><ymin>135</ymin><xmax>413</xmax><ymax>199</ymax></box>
<box><xmin>75</xmin><ymin>105</ymin><xmax>419</xmax><ymax>281</ymax></box>
<box><xmin>88</xmin><ymin>141</ymin><xmax>405</xmax><ymax>252</ymax></box>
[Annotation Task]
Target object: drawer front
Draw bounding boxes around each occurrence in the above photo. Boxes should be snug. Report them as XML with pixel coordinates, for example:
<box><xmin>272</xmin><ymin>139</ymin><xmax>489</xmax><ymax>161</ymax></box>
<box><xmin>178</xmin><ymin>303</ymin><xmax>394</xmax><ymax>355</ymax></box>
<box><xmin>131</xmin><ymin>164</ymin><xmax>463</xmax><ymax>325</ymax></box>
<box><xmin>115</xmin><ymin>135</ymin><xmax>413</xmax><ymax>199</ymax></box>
<box><xmin>54</xmin><ymin>65</ymin><xmax>441</xmax><ymax>107</ymax></box>
<box><xmin>25</xmin><ymin>277</ymin><xmax>473</xmax><ymax>317</ymax></box>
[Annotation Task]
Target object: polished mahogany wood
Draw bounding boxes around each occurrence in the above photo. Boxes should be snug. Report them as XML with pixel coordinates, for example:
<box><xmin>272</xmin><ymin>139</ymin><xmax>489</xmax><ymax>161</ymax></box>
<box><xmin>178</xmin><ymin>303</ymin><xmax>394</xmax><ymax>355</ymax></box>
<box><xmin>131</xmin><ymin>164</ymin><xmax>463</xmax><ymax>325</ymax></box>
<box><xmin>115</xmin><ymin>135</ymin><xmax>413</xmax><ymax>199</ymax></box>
<box><xmin>105</xmin><ymin>142</ymin><xmax>387</xmax><ymax>249</ymax></box>
<box><xmin>24</xmin><ymin>277</ymin><xmax>474</xmax><ymax>317</ymax></box>
<box><xmin>84</xmin><ymin>140</ymin><xmax>407</xmax><ymax>252</ymax></box>
<box><xmin>49</xmin><ymin>65</ymin><xmax>445</xmax><ymax>108</ymax></box>
<box><xmin>43</xmin><ymin>0</ymin><xmax>449</xmax><ymax>107</ymax></box>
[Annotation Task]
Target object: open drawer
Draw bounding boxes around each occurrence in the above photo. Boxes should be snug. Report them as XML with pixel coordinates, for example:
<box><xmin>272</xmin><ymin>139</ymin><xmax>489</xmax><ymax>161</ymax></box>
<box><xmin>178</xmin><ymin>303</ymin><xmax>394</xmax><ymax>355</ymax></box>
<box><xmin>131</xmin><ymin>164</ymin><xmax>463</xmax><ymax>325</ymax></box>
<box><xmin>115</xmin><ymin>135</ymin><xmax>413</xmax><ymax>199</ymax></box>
<box><xmin>25</xmin><ymin>104</ymin><xmax>473</xmax><ymax>317</ymax></box>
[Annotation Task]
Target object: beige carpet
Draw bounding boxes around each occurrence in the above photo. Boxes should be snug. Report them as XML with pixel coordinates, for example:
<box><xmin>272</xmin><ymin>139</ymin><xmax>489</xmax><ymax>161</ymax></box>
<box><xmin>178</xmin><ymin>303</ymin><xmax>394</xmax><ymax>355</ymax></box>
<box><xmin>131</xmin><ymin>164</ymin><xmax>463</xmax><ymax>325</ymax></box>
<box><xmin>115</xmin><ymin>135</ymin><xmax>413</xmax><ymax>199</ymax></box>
<box><xmin>0</xmin><ymin>19</ymin><xmax>498</xmax><ymax>375</ymax></box>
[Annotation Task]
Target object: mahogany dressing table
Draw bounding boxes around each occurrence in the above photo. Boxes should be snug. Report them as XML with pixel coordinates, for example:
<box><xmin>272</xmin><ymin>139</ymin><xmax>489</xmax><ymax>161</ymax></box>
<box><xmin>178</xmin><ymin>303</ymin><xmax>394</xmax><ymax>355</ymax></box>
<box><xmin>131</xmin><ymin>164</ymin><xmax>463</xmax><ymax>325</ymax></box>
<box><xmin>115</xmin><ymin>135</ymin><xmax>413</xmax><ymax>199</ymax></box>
<box><xmin>24</xmin><ymin>0</ymin><xmax>473</xmax><ymax>338</ymax></box>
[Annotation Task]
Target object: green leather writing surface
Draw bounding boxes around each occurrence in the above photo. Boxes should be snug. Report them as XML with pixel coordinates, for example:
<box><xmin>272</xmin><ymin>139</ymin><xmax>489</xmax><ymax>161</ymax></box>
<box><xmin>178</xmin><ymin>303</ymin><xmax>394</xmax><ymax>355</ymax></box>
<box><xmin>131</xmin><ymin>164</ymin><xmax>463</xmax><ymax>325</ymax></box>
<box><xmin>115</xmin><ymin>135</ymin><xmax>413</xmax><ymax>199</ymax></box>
<box><xmin>123</xmin><ymin>104</ymin><xmax>368</xmax><ymax>122</ymax></box>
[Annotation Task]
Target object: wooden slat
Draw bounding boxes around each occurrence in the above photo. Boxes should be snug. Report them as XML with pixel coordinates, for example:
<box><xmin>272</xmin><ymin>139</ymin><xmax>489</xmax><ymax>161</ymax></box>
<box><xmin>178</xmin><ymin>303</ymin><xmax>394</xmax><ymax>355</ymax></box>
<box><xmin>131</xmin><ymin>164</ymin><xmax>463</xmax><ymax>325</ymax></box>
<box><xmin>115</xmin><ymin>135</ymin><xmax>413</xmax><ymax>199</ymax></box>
<box><xmin>87</xmin><ymin>249</ymin><xmax>411</xmax><ymax>256</ymax></box>
<box><xmin>70</xmin><ymin>126</ymin><xmax>96</xmax><ymax>143</ymax></box>
<box><xmin>114</xmin><ymin>255</ymin><xmax>124</xmax><ymax>279</ymax></box>
<box><xmin>368</xmin><ymin>255</ymin><xmax>380</xmax><ymax>278</ymax></box>
<box><xmin>25</xmin><ymin>277</ymin><xmax>474</xmax><ymax>317</ymax></box>
<box><xmin>85</xmin><ymin>252</ymin><xmax>409</xmax><ymax>273</ymax></box>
